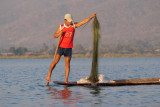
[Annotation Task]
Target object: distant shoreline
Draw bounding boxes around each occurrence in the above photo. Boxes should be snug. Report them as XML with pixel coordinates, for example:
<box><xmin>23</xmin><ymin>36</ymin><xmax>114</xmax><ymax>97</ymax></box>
<box><xmin>0</xmin><ymin>54</ymin><xmax>160</xmax><ymax>59</ymax></box>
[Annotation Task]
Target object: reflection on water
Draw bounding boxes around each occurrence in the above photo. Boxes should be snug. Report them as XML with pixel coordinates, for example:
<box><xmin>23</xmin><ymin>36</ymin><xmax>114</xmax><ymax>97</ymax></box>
<box><xmin>47</xmin><ymin>86</ymin><xmax>82</xmax><ymax>105</ymax></box>
<box><xmin>46</xmin><ymin>85</ymin><xmax>105</xmax><ymax>105</ymax></box>
<box><xmin>88</xmin><ymin>86</ymin><xmax>105</xmax><ymax>105</ymax></box>
<box><xmin>89</xmin><ymin>86</ymin><xmax>102</xmax><ymax>96</ymax></box>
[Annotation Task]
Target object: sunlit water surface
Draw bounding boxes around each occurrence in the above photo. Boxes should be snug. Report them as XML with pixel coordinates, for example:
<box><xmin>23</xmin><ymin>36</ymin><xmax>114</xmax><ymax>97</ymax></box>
<box><xmin>0</xmin><ymin>57</ymin><xmax>160</xmax><ymax>107</ymax></box>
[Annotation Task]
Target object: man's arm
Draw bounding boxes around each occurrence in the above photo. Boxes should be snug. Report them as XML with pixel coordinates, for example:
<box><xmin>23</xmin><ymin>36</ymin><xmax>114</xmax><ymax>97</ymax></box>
<box><xmin>75</xmin><ymin>13</ymin><xmax>96</xmax><ymax>28</ymax></box>
<box><xmin>53</xmin><ymin>26</ymin><xmax>63</xmax><ymax>38</ymax></box>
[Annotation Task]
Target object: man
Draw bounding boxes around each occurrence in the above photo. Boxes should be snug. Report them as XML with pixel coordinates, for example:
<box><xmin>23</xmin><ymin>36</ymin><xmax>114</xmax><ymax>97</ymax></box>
<box><xmin>46</xmin><ymin>13</ymin><xmax>96</xmax><ymax>84</ymax></box>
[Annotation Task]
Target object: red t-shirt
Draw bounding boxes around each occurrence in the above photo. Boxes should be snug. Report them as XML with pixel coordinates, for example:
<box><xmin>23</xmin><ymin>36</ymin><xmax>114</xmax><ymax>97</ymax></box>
<box><xmin>59</xmin><ymin>24</ymin><xmax>75</xmax><ymax>48</ymax></box>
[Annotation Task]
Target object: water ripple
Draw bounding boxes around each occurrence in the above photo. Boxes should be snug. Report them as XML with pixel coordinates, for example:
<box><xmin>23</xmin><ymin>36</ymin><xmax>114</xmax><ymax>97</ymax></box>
<box><xmin>0</xmin><ymin>58</ymin><xmax>160</xmax><ymax>107</ymax></box>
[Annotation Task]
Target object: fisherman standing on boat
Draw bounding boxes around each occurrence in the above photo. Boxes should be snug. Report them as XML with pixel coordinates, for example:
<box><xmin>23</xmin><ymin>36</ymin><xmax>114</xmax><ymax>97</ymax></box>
<box><xmin>46</xmin><ymin>13</ymin><xmax>96</xmax><ymax>84</ymax></box>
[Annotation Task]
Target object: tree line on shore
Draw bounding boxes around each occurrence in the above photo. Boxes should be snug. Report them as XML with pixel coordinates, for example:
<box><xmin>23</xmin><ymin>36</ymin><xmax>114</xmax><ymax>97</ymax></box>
<box><xmin>0</xmin><ymin>42</ymin><xmax>160</xmax><ymax>56</ymax></box>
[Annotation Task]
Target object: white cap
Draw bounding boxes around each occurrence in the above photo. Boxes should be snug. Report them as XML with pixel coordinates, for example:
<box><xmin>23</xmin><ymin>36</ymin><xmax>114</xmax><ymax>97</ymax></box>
<box><xmin>64</xmin><ymin>13</ymin><xmax>73</xmax><ymax>22</ymax></box>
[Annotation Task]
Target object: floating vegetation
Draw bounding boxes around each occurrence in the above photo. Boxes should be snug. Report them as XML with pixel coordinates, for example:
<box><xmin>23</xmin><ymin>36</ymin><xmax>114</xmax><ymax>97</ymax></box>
<box><xmin>88</xmin><ymin>16</ymin><xmax>100</xmax><ymax>83</ymax></box>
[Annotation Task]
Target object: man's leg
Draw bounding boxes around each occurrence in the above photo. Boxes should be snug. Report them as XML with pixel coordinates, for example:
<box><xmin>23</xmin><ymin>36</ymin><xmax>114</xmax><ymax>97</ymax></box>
<box><xmin>64</xmin><ymin>57</ymin><xmax>71</xmax><ymax>83</ymax></box>
<box><xmin>46</xmin><ymin>54</ymin><xmax>61</xmax><ymax>82</ymax></box>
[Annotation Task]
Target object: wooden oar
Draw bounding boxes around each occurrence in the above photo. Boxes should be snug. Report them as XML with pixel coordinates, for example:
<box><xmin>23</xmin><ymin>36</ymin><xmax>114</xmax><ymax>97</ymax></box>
<box><xmin>47</xmin><ymin>35</ymin><xmax>62</xmax><ymax>86</ymax></box>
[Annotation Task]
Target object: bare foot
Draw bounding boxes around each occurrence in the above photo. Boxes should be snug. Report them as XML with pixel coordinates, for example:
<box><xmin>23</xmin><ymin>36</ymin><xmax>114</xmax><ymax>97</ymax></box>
<box><xmin>46</xmin><ymin>82</ymin><xmax>49</xmax><ymax>86</ymax></box>
<box><xmin>65</xmin><ymin>81</ymin><xmax>70</xmax><ymax>83</ymax></box>
<box><xmin>46</xmin><ymin>76</ymin><xmax>51</xmax><ymax>83</ymax></box>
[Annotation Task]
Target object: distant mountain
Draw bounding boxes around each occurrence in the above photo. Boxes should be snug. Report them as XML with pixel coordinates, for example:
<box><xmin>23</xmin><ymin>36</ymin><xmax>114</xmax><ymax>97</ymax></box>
<box><xmin>0</xmin><ymin>0</ymin><xmax>160</xmax><ymax>49</ymax></box>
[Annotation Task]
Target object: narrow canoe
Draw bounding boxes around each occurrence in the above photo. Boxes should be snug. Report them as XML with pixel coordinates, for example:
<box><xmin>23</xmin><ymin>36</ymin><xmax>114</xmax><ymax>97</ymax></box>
<box><xmin>53</xmin><ymin>78</ymin><xmax>160</xmax><ymax>86</ymax></box>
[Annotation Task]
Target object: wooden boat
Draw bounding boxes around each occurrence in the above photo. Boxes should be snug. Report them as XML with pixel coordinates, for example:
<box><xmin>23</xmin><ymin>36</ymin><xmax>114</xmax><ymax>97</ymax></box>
<box><xmin>53</xmin><ymin>78</ymin><xmax>160</xmax><ymax>86</ymax></box>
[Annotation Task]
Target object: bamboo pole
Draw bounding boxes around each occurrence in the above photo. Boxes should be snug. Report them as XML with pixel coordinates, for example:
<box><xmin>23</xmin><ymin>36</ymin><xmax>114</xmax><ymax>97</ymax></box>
<box><xmin>47</xmin><ymin>35</ymin><xmax>62</xmax><ymax>86</ymax></box>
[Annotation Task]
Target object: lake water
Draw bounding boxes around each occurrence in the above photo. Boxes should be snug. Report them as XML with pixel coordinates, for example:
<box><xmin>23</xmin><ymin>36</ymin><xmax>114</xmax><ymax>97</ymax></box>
<box><xmin>0</xmin><ymin>57</ymin><xmax>160</xmax><ymax>107</ymax></box>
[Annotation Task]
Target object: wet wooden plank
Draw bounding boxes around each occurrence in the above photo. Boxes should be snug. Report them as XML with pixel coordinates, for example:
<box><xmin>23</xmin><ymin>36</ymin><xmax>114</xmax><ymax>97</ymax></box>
<box><xmin>53</xmin><ymin>78</ymin><xmax>160</xmax><ymax>86</ymax></box>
